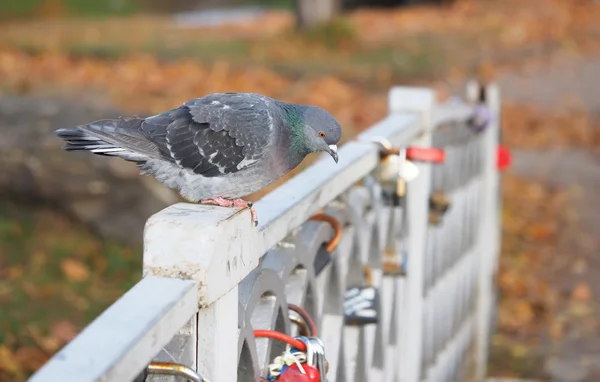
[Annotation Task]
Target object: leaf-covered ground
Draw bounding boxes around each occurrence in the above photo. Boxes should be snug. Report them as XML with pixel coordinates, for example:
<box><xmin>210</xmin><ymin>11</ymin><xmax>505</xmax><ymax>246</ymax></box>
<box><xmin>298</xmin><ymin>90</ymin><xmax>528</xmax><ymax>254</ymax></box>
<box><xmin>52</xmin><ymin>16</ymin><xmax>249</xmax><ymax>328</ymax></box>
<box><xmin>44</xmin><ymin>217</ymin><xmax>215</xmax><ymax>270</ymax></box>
<box><xmin>0</xmin><ymin>201</ymin><xmax>142</xmax><ymax>381</ymax></box>
<box><xmin>490</xmin><ymin>111</ymin><xmax>600</xmax><ymax>379</ymax></box>
<box><xmin>1</xmin><ymin>0</ymin><xmax>600</xmax><ymax>380</ymax></box>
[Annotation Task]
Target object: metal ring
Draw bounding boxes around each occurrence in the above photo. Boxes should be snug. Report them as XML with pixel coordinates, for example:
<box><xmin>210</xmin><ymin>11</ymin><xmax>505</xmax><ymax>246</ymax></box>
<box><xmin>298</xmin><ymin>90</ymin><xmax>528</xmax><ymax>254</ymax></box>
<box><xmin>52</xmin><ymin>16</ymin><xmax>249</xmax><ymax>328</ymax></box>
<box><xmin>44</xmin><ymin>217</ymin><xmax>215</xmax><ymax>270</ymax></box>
<box><xmin>309</xmin><ymin>213</ymin><xmax>342</xmax><ymax>252</ymax></box>
<box><xmin>147</xmin><ymin>362</ymin><xmax>209</xmax><ymax>382</ymax></box>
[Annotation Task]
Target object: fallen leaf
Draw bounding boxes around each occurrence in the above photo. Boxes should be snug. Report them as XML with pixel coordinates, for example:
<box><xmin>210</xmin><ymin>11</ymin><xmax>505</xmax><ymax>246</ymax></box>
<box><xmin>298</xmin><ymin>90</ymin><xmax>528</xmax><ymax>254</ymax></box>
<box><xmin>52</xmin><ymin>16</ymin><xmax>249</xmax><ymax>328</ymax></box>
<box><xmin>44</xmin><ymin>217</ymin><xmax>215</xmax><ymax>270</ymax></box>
<box><xmin>25</xmin><ymin>325</ymin><xmax>61</xmax><ymax>354</ymax></box>
<box><xmin>549</xmin><ymin>319</ymin><xmax>565</xmax><ymax>340</ymax></box>
<box><xmin>50</xmin><ymin>320</ymin><xmax>79</xmax><ymax>344</ymax></box>
<box><xmin>510</xmin><ymin>344</ymin><xmax>529</xmax><ymax>358</ymax></box>
<box><xmin>14</xmin><ymin>346</ymin><xmax>49</xmax><ymax>373</ymax></box>
<box><xmin>0</xmin><ymin>345</ymin><xmax>24</xmax><ymax>379</ymax></box>
<box><xmin>571</xmin><ymin>283</ymin><xmax>593</xmax><ymax>302</ymax></box>
<box><xmin>60</xmin><ymin>258</ymin><xmax>90</xmax><ymax>282</ymax></box>
<box><xmin>569</xmin><ymin>302</ymin><xmax>594</xmax><ymax>318</ymax></box>
<box><xmin>526</xmin><ymin>223</ymin><xmax>555</xmax><ymax>240</ymax></box>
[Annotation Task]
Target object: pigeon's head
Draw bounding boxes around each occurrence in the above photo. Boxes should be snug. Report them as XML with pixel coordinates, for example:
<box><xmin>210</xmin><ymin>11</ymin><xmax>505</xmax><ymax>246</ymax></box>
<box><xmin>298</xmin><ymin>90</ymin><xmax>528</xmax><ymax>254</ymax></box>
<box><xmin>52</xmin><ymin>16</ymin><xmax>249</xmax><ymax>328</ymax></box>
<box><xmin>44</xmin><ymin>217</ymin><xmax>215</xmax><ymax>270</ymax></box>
<box><xmin>302</xmin><ymin>106</ymin><xmax>342</xmax><ymax>163</ymax></box>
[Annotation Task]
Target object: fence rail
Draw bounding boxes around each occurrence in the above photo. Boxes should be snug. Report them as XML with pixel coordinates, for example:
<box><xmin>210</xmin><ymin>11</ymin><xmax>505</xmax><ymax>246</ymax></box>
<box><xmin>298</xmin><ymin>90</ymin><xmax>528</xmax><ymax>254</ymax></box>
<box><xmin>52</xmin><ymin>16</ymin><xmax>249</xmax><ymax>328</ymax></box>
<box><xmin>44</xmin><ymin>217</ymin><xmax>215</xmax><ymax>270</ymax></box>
<box><xmin>30</xmin><ymin>82</ymin><xmax>501</xmax><ymax>382</ymax></box>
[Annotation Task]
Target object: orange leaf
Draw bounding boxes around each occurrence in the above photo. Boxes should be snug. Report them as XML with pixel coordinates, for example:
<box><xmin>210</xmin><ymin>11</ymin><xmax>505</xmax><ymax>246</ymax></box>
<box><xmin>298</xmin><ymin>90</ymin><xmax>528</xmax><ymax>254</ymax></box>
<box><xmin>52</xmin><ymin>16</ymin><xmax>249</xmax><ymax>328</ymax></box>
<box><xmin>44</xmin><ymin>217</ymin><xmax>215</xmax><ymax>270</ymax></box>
<box><xmin>60</xmin><ymin>258</ymin><xmax>90</xmax><ymax>282</ymax></box>
<box><xmin>0</xmin><ymin>345</ymin><xmax>25</xmax><ymax>378</ymax></box>
<box><xmin>15</xmin><ymin>346</ymin><xmax>50</xmax><ymax>372</ymax></box>
<box><xmin>571</xmin><ymin>283</ymin><xmax>593</xmax><ymax>302</ymax></box>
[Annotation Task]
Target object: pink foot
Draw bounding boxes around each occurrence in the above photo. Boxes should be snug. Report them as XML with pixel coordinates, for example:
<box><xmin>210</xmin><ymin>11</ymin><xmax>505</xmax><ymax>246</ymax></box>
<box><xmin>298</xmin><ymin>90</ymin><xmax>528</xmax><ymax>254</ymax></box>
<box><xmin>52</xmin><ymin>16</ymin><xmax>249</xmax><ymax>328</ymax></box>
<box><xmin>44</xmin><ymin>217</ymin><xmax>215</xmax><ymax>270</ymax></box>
<box><xmin>200</xmin><ymin>196</ymin><xmax>233</xmax><ymax>207</ymax></box>
<box><xmin>199</xmin><ymin>197</ymin><xmax>258</xmax><ymax>227</ymax></box>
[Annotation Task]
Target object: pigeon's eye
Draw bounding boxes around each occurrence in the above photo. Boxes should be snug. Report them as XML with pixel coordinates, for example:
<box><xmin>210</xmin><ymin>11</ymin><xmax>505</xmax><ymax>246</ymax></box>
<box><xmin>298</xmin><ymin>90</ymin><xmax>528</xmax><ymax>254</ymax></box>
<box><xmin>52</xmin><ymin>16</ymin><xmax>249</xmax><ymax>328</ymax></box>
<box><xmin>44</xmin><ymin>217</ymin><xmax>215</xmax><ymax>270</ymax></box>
<box><xmin>318</xmin><ymin>131</ymin><xmax>325</xmax><ymax>138</ymax></box>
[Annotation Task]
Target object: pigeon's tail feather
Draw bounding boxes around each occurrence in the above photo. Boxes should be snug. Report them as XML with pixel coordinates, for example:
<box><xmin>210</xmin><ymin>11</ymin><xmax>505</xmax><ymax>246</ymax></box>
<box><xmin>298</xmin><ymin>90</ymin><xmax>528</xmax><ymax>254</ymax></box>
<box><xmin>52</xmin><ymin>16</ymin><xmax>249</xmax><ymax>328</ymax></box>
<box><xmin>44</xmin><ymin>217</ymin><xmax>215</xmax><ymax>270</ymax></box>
<box><xmin>56</xmin><ymin>121</ymin><xmax>152</xmax><ymax>163</ymax></box>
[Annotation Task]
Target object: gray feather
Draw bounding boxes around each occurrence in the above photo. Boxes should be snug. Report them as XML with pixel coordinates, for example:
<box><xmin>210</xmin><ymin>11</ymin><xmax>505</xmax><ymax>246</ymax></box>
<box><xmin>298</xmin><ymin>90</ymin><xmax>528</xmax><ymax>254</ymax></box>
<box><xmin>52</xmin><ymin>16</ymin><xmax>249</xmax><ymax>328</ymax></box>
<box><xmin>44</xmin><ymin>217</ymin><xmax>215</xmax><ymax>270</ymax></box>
<box><xmin>55</xmin><ymin>92</ymin><xmax>342</xmax><ymax>201</ymax></box>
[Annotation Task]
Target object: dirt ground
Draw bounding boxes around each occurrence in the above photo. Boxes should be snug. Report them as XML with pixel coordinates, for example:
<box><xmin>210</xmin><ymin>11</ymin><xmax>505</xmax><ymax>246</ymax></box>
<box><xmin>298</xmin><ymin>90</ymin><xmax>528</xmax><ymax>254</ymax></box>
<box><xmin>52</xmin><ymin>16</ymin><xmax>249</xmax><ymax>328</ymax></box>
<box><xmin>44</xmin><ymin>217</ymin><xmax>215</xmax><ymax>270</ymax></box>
<box><xmin>492</xmin><ymin>54</ymin><xmax>600</xmax><ymax>381</ymax></box>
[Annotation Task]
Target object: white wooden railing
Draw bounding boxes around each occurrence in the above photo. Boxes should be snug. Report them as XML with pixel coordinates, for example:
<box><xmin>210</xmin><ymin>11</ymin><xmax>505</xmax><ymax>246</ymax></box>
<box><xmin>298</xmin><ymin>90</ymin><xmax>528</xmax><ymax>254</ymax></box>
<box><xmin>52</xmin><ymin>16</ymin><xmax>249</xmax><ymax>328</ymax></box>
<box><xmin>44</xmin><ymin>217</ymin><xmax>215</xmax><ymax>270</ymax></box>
<box><xmin>29</xmin><ymin>82</ymin><xmax>501</xmax><ymax>382</ymax></box>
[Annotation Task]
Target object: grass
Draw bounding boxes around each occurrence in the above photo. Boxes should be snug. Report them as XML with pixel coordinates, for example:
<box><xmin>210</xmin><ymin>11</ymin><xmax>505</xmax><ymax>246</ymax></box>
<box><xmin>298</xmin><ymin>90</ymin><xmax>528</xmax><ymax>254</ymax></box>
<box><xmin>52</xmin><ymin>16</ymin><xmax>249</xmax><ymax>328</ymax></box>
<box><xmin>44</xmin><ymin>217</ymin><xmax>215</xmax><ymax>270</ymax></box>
<box><xmin>0</xmin><ymin>0</ymin><xmax>138</xmax><ymax>19</ymax></box>
<box><xmin>0</xmin><ymin>0</ymin><xmax>294</xmax><ymax>19</ymax></box>
<box><xmin>0</xmin><ymin>0</ymin><xmax>43</xmax><ymax>18</ymax></box>
<box><xmin>0</xmin><ymin>200</ymin><xmax>140</xmax><ymax>379</ymax></box>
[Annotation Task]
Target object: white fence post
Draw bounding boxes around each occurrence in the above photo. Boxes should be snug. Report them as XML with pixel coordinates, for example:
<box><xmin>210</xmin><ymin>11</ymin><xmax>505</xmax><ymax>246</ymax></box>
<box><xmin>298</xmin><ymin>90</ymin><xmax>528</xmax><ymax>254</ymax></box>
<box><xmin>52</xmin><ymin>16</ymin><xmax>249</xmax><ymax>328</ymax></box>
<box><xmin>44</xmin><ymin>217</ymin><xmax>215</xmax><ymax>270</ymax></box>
<box><xmin>143</xmin><ymin>204</ymin><xmax>260</xmax><ymax>381</ymax></box>
<box><xmin>388</xmin><ymin>87</ymin><xmax>435</xmax><ymax>382</ymax></box>
<box><xmin>474</xmin><ymin>82</ymin><xmax>501</xmax><ymax>381</ymax></box>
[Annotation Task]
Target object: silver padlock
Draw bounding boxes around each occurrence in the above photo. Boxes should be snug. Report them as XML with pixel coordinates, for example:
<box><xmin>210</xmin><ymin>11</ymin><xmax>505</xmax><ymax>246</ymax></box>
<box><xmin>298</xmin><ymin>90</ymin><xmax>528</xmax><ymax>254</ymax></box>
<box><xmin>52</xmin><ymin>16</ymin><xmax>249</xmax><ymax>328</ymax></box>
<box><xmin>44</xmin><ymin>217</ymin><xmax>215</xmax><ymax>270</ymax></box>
<box><xmin>371</xmin><ymin>137</ymin><xmax>420</xmax><ymax>201</ymax></box>
<box><xmin>371</xmin><ymin>137</ymin><xmax>399</xmax><ymax>197</ymax></box>
<box><xmin>396</xmin><ymin>148</ymin><xmax>420</xmax><ymax>197</ymax></box>
<box><xmin>296</xmin><ymin>336</ymin><xmax>328</xmax><ymax>381</ymax></box>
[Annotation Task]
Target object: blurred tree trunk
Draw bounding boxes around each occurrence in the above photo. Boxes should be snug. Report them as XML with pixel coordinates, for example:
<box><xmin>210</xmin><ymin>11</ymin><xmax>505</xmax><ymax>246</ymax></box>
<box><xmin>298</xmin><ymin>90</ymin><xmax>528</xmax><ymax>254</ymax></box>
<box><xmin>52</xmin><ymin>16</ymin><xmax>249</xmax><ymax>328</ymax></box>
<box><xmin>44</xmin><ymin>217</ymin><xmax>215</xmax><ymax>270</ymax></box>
<box><xmin>295</xmin><ymin>0</ymin><xmax>341</xmax><ymax>28</ymax></box>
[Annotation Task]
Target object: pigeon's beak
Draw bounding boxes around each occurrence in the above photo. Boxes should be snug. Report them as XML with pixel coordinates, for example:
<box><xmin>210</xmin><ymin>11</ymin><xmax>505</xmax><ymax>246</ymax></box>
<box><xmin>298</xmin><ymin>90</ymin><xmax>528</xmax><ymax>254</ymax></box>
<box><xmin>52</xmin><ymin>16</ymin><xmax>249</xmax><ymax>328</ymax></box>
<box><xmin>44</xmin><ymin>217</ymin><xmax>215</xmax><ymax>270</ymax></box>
<box><xmin>328</xmin><ymin>144</ymin><xmax>339</xmax><ymax>163</ymax></box>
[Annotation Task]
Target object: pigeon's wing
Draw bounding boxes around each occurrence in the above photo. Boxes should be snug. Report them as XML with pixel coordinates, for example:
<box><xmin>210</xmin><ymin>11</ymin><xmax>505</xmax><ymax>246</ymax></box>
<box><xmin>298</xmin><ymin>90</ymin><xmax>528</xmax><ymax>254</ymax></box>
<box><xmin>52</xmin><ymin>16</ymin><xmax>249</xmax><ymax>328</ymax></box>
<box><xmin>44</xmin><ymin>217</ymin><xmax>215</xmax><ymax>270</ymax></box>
<box><xmin>142</xmin><ymin>93</ymin><xmax>275</xmax><ymax>178</ymax></box>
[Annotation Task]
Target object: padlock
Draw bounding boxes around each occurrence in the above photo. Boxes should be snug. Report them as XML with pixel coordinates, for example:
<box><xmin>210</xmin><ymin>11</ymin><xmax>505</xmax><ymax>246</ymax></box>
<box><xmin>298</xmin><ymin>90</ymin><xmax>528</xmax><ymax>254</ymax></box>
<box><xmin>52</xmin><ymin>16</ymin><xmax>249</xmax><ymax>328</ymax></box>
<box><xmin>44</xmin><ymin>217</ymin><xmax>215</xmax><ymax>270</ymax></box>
<box><xmin>497</xmin><ymin>145</ymin><xmax>511</xmax><ymax>171</ymax></box>
<box><xmin>371</xmin><ymin>137</ymin><xmax>445</xmax><ymax>206</ymax></box>
<box><xmin>405</xmin><ymin>147</ymin><xmax>446</xmax><ymax>163</ymax></box>
<box><xmin>278</xmin><ymin>336</ymin><xmax>327</xmax><ymax>382</ymax></box>
<box><xmin>344</xmin><ymin>266</ymin><xmax>380</xmax><ymax>325</ymax></box>
<box><xmin>278</xmin><ymin>365</ymin><xmax>317</xmax><ymax>382</ymax></box>
<box><xmin>143</xmin><ymin>361</ymin><xmax>208</xmax><ymax>382</ymax></box>
<box><xmin>428</xmin><ymin>190</ymin><xmax>451</xmax><ymax>226</ymax></box>
<box><xmin>467</xmin><ymin>103</ymin><xmax>491</xmax><ymax>133</ymax></box>
<box><xmin>371</xmin><ymin>137</ymin><xmax>403</xmax><ymax>206</ymax></box>
<box><xmin>298</xmin><ymin>336</ymin><xmax>327</xmax><ymax>381</ymax></box>
<box><xmin>376</xmin><ymin>148</ymin><xmax>418</xmax><ymax>204</ymax></box>
<box><xmin>399</xmin><ymin>147</ymin><xmax>445</xmax><ymax>200</ymax></box>
<box><xmin>265</xmin><ymin>335</ymin><xmax>328</xmax><ymax>382</ymax></box>
<box><xmin>309</xmin><ymin>214</ymin><xmax>341</xmax><ymax>276</ymax></box>
<box><xmin>267</xmin><ymin>348</ymin><xmax>308</xmax><ymax>381</ymax></box>
<box><xmin>383</xmin><ymin>249</ymin><xmax>408</xmax><ymax>277</ymax></box>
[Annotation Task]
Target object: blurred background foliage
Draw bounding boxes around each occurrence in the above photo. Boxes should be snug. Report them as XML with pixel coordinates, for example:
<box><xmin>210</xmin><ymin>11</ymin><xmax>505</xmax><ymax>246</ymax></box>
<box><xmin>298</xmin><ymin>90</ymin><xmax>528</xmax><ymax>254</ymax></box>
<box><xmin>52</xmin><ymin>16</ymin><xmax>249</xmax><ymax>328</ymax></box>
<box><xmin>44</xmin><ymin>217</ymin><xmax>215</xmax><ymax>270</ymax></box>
<box><xmin>1</xmin><ymin>0</ymin><xmax>600</xmax><ymax>381</ymax></box>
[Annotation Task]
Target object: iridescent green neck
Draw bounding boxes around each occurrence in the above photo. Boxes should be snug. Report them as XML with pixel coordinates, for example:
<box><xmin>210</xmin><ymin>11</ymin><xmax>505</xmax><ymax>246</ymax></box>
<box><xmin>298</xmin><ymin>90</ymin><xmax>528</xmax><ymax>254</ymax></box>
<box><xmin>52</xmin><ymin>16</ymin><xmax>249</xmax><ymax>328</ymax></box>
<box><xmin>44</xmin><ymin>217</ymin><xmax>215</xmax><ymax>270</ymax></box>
<box><xmin>279</xmin><ymin>103</ymin><xmax>308</xmax><ymax>155</ymax></box>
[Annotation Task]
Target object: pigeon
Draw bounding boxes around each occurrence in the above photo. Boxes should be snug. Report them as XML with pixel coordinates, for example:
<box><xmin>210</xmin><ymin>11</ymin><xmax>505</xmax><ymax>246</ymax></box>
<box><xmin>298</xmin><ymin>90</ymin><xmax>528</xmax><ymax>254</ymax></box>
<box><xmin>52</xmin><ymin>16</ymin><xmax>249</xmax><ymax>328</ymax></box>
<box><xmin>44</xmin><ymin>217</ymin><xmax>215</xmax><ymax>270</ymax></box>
<box><xmin>55</xmin><ymin>92</ymin><xmax>342</xmax><ymax>226</ymax></box>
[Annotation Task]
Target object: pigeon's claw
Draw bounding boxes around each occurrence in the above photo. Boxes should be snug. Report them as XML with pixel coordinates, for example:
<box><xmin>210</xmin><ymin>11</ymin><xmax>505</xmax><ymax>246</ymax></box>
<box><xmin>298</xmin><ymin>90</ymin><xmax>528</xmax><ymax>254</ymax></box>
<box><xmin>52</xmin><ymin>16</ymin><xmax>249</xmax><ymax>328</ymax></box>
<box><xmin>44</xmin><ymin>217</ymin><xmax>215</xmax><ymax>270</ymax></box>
<box><xmin>199</xmin><ymin>197</ymin><xmax>258</xmax><ymax>227</ymax></box>
<box><xmin>232</xmin><ymin>199</ymin><xmax>258</xmax><ymax>227</ymax></box>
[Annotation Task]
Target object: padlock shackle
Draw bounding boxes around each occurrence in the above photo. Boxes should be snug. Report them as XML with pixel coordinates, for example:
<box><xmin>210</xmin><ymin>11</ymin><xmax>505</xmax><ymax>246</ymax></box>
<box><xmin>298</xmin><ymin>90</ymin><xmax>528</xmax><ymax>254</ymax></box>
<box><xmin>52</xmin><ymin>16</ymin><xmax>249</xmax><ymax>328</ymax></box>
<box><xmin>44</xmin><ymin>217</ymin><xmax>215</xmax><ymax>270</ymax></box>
<box><xmin>406</xmin><ymin>147</ymin><xmax>445</xmax><ymax>163</ymax></box>
<box><xmin>309</xmin><ymin>214</ymin><xmax>342</xmax><ymax>252</ymax></box>
<box><xmin>288</xmin><ymin>303</ymin><xmax>318</xmax><ymax>336</ymax></box>
<box><xmin>379</xmin><ymin>146</ymin><xmax>445</xmax><ymax>163</ymax></box>
<box><xmin>254</xmin><ymin>330</ymin><xmax>307</xmax><ymax>352</ymax></box>
<box><xmin>147</xmin><ymin>362</ymin><xmax>208</xmax><ymax>382</ymax></box>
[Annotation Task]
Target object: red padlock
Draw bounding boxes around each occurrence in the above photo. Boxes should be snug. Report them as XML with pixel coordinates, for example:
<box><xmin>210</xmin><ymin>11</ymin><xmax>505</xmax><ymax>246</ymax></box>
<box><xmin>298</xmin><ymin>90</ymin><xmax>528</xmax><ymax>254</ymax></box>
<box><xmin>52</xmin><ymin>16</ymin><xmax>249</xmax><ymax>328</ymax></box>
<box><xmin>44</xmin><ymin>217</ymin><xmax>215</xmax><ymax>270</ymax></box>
<box><xmin>497</xmin><ymin>145</ymin><xmax>511</xmax><ymax>171</ymax></box>
<box><xmin>278</xmin><ymin>364</ymin><xmax>320</xmax><ymax>382</ymax></box>
<box><xmin>406</xmin><ymin>147</ymin><xmax>445</xmax><ymax>163</ymax></box>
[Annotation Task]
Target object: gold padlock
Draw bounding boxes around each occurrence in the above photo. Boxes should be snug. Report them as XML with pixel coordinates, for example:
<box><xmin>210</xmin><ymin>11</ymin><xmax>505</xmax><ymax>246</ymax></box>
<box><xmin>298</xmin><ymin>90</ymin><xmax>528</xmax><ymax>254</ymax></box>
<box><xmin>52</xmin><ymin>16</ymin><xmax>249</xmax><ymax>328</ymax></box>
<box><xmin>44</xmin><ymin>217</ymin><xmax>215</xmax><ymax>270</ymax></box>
<box><xmin>428</xmin><ymin>190</ymin><xmax>451</xmax><ymax>225</ymax></box>
<box><xmin>371</xmin><ymin>138</ymin><xmax>402</xmax><ymax>202</ymax></box>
